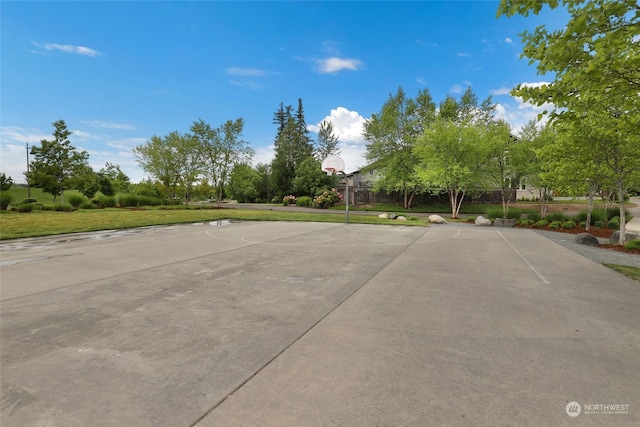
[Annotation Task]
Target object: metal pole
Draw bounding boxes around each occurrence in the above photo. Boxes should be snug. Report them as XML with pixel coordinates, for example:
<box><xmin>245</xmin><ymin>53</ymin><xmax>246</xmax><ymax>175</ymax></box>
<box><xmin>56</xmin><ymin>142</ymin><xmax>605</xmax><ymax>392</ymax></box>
<box><xmin>26</xmin><ymin>143</ymin><xmax>31</xmax><ymax>199</ymax></box>
<box><xmin>345</xmin><ymin>172</ymin><xmax>349</xmax><ymax>224</ymax></box>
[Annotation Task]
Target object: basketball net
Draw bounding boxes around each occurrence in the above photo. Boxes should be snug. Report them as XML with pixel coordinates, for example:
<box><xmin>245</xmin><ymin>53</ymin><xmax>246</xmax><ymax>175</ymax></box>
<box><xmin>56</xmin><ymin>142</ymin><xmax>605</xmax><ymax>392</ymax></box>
<box><xmin>324</xmin><ymin>168</ymin><xmax>335</xmax><ymax>176</ymax></box>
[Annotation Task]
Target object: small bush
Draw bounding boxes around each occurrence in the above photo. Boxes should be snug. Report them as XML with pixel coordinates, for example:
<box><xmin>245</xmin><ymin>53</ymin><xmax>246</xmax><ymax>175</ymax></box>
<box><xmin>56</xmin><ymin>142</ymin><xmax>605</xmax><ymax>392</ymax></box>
<box><xmin>282</xmin><ymin>195</ymin><xmax>296</xmax><ymax>206</ymax></box>
<box><xmin>549</xmin><ymin>220</ymin><xmax>562</xmax><ymax>230</ymax></box>
<box><xmin>41</xmin><ymin>204</ymin><xmax>54</xmax><ymax>211</ymax></box>
<box><xmin>117</xmin><ymin>194</ymin><xmax>139</xmax><ymax>207</ymax></box>
<box><xmin>296</xmin><ymin>196</ymin><xmax>312</xmax><ymax>207</ymax></box>
<box><xmin>546</xmin><ymin>212</ymin><xmax>567</xmax><ymax>222</ymax></box>
<box><xmin>607</xmin><ymin>219</ymin><xmax>620</xmax><ymax>229</ymax></box>
<box><xmin>53</xmin><ymin>204</ymin><xmax>73</xmax><ymax>212</ymax></box>
<box><xmin>271</xmin><ymin>196</ymin><xmax>281</xmax><ymax>204</ymax></box>
<box><xmin>22</xmin><ymin>198</ymin><xmax>38</xmax><ymax>204</ymax></box>
<box><xmin>0</xmin><ymin>193</ymin><xmax>12</xmax><ymax>210</ymax></box>
<box><xmin>533</xmin><ymin>220</ymin><xmax>548</xmax><ymax>228</ymax></box>
<box><xmin>579</xmin><ymin>220</ymin><xmax>587</xmax><ymax>227</ymax></box>
<box><xmin>80</xmin><ymin>201</ymin><xmax>95</xmax><ymax>209</ymax></box>
<box><xmin>67</xmin><ymin>193</ymin><xmax>85</xmax><ymax>208</ymax></box>
<box><xmin>526</xmin><ymin>211</ymin><xmax>541</xmax><ymax>222</ymax></box>
<box><xmin>624</xmin><ymin>240</ymin><xmax>640</xmax><ymax>251</ymax></box>
<box><xmin>594</xmin><ymin>220</ymin><xmax>605</xmax><ymax>228</ymax></box>
<box><xmin>485</xmin><ymin>207</ymin><xmax>503</xmax><ymax>220</ymax></box>
<box><xmin>16</xmin><ymin>203</ymin><xmax>34</xmax><ymax>213</ymax></box>
<box><xmin>562</xmin><ymin>220</ymin><xmax>576</xmax><ymax>229</ymax></box>
<box><xmin>99</xmin><ymin>196</ymin><xmax>116</xmax><ymax>208</ymax></box>
<box><xmin>137</xmin><ymin>195</ymin><xmax>163</xmax><ymax>206</ymax></box>
<box><xmin>312</xmin><ymin>189</ymin><xmax>343</xmax><ymax>209</ymax></box>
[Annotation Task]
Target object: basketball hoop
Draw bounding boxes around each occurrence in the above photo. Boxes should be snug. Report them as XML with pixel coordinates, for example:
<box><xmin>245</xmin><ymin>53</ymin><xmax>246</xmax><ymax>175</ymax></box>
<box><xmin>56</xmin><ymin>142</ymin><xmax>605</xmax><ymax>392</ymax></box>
<box><xmin>324</xmin><ymin>167</ymin><xmax>335</xmax><ymax>176</ymax></box>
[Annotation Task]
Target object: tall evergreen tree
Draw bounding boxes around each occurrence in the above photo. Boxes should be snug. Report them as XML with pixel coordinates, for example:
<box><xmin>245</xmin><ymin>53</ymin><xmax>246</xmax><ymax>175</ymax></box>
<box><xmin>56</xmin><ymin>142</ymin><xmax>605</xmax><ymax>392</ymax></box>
<box><xmin>270</xmin><ymin>99</ymin><xmax>314</xmax><ymax>197</ymax></box>
<box><xmin>314</xmin><ymin>120</ymin><xmax>340</xmax><ymax>160</ymax></box>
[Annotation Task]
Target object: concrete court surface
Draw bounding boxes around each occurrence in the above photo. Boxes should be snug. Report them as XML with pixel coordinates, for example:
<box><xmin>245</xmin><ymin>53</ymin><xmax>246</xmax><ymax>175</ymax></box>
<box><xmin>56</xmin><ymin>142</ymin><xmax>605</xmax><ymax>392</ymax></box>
<box><xmin>0</xmin><ymin>221</ymin><xmax>639</xmax><ymax>426</ymax></box>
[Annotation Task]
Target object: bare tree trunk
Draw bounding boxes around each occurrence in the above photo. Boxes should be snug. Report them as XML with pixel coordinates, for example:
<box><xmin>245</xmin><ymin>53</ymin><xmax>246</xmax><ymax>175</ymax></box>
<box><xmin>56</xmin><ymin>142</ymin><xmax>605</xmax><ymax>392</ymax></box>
<box><xmin>407</xmin><ymin>190</ymin><xmax>416</xmax><ymax>210</ymax></box>
<box><xmin>617</xmin><ymin>181</ymin><xmax>627</xmax><ymax>245</ymax></box>
<box><xmin>586</xmin><ymin>182</ymin><xmax>596</xmax><ymax>231</ymax></box>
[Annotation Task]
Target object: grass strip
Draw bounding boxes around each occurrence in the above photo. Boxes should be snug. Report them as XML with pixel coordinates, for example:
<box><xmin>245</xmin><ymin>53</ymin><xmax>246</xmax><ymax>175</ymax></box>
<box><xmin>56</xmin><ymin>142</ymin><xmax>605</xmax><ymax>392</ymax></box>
<box><xmin>0</xmin><ymin>208</ymin><xmax>425</xmax><ymax>240</ymax></box>
<box><xmin>604</xmin><ymin>264</ymin><xmax>640</xmax><ymax>282</ymax></box>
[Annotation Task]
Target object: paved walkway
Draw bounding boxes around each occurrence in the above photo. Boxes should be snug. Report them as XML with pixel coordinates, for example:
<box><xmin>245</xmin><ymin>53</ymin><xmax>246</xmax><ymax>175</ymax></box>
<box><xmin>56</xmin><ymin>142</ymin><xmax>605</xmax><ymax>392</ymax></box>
<box><xmin>1</xmin><ymin>222</ymin><xmax>639</xmax><ymax>426</ymax></box>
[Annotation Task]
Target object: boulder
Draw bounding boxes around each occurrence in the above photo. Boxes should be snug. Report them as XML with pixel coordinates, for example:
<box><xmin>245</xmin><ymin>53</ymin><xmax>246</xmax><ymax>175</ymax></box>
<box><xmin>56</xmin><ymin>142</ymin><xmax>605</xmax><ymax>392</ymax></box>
<box><xmin>428</xmin><ymin>214</ymin><xmax>447</xmax><ymax>224</ymax></box>
<box><xmin>389</xmin><ymin>214</ymin><xmax>398</xmax><ymax>220</ymax></box>
<box><xmin>493</xmin><ymin>218</ymin><xmax>517</xmax><ymax>227</ymax></box>
<box><xmin>396</xmin><ymin>216</ymin><xmax>407</xmax><ymax>221</ymax></box>
<box><xmin>574</xmin><ymin>232</ymin><xmax>599</xmax><ymax>247</ymax></box>
<box><xmin>475</xmin><ymin>216</ymin><xmax>492</xmax><ymax>226</ymax></box>
<box><xmin>610</xmin><ymin>230</ymin><xmax>640</xmax><ymax>244</ymax></box>
<box><xmin>378</xmin><ymin>213</ymin><xmax>389</xmax><ymax>219</ymax></box>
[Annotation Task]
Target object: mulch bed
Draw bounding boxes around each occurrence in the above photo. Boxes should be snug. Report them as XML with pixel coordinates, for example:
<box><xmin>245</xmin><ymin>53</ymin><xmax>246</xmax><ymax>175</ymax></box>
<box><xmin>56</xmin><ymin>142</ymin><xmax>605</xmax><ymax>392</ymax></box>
<box><xmin>515</xmin><ymin>224</ymin><xmax>640</xmax><ymax>255</ymax></box>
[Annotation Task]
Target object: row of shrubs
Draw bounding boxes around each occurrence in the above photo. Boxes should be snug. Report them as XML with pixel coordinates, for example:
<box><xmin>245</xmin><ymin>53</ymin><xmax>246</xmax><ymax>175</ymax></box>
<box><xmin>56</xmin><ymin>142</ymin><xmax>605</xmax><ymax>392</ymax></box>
<box><xmin>517</xmin><ymin>217</ymin><xmax>623</xmax><ymax>230</ymax></box>
<box><xmin>485</xmin><ymin>205</ymin><xmax>631</xmax><ymax>228</ymax></box>
<box><xmin>281</xmin><ymin>189</ymin><xmax>344</xmax><ymax>209</ymax></box>
<box><xmin>3</xmin><ymin>193</ymin><xmax>175</xmax><ymax>212</ymax></box>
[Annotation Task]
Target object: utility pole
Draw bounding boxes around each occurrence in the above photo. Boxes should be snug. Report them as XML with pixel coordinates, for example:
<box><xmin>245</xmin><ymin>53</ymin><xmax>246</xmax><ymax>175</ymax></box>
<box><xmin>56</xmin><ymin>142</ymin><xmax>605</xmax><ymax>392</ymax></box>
<box><xmin>26</xmin><ymin>143</ymin><xmax>31</xmax><ymax>198</ymax></box>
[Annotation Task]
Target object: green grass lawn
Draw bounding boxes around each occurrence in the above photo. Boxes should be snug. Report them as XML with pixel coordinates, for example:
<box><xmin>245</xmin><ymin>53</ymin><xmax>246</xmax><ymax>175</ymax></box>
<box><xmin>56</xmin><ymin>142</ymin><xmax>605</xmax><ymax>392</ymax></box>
<box><xmin>2</xmin><ymin>186</ymin><xmax>83</xmax><ymax>205</ymax></box>
<box><xmin>604</xmin><ymin>264</ymin><xmax>640</xmax><ymax>282</ymax></box>
<box><xmin>0</xmin><ymin>207</ymin><xmax>426</xmax><ymax>240</ymax></box>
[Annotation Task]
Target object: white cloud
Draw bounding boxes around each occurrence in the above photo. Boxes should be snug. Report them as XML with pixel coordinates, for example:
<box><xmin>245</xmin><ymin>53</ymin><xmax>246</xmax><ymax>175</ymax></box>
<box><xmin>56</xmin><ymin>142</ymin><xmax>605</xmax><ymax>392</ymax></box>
<box><xmin>0</xmin><ymin>126</ymin><xmax>49</xmax><ymax>183</ymax></box>
<box><xmin>505</xmin><ymin>37</ymin><xmax>513</xmax><ymax>44</ymax></box>
<box><xmin>81</xmin><ymin>120</ymin><xmax>135</xmax><ymax>130</ymax></box>
<box><xmin>457</xmin><ymin>52</ymin><xmax>471</xmax><ymax>57</ymax></box>
<box><xmin>416</xmin><ymin>77</ymin><xmax>426</xmax><ymax>85</ymax></box>
<box><xmin>308</xmin><ymin>107</ymin><xmax>369</xmax><ymax>172</ymax></box>
<box><xmin>308</xmin><ymin>107</ymin><xmax>367</xmax><ymax>145</ymax></box>
<box><xmin>450</xmin><ymin>84</ymin><xmax>463</xmax><ymax>94</ymax></box>
<box><xmin>226</xmin><ymin>67</ymin><xmax>266</xmax><ymax>77</ymax></box>
<box><xmin>316</xmin><ymin>57</ymin><xmax>363</xmax><ymax>74</ymax></box>
<box><xmin>32</xmin><ymin>41</ymin><xmax>101</xmax><ymax>57</ymax></box>
<box><xmin>489</xmin><ymin>86</ymin><xmax>512</xmax><ymax>96</ymax></box>
<box><xmin>493</xmin><ymin>81</ymin><xmax>553</xmax><ymax>133</ymax></box>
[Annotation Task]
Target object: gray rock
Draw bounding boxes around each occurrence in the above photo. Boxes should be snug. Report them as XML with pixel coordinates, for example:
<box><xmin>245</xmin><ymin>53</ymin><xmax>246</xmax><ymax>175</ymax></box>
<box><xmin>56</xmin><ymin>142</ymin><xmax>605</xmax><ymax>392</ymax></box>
<box><xmin>378</xmin><ymin>213</ymin><xmax>389</xmax><ymax>219</ymax></box>
<box><xmin>396</xmin><ymin>216</ymin><xmax>407</xmax><ymax>221</ymax></box>
<box><xmin>610</xmin><ymin>230</ymin><xmax>640</xmax><ymax>244</ymax></box>
<box><xmin>475</xmin><ymin>216</ymin><xmax>492</xmax><ymax>226</ymax></box>
<box><xmin>574</xmin><ymin>232</ymin><xmax>600</xmax><ymax>247</ymax></box>
<box><xmin>493</xmin><ymin>218</ymin><xmax>517</xmax><ymax>227</ymax></box>
<box><xmin>389</xmin><ymin>214</ymin><xmax>398</xmax><ymax>220</ymax></box>
<box><xmin>428</xmin><ymin>214</ymin><xmax>447</xmax><ymax>224</ymax></box>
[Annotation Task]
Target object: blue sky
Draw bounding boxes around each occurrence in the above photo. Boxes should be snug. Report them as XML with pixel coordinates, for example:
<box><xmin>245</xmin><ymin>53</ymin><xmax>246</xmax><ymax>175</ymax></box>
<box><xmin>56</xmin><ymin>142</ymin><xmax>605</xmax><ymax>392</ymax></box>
<box><xmin>1</xmin><ymin>1</ymin><xmax>566</xmax><ymax>183</ymax></box>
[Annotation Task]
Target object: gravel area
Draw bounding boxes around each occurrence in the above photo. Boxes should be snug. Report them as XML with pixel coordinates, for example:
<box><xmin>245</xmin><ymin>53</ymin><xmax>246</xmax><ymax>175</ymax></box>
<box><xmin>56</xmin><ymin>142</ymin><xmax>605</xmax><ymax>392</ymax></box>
<box><xmin>534</xmin><ymin>229</ymin><xmax>640</xmax><ymax>268</ymax></box>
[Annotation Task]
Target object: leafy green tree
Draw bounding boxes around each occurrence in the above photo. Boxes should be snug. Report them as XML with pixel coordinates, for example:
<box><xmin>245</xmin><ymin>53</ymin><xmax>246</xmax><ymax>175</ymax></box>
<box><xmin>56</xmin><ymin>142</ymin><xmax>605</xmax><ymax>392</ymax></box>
<box><xmin>363</xmin><ymin>87</ymin><xmax>436</xmax><ymax>208</ymax></box>
<box><xmin>0</xmin><ymin>173</ymin><xmax>14</xmax><ymax>191</ymax></box>
<box><xmin>133</xmin><ymin>133</ymin><xmax>183</xmax><ymax>199</ymax></box>
<box><xmin>28</xmin><ymin>120</ymin><xmax>90</xmax><ymax>204</ymax></box>
<box><xmin>169</xmin><ymin>132</ymin><xmax>204</xmax><ymax>204</ymax></box>
<box><xmin>314</xmin><ymin>120</ymin><xmax>340</xmax><ymax>160</ymax></box>
<box><xmin>191</xmin><ymin>118</ymin><xmax>253</xmax><ymax>206</ymax></box>
<box><xmin>101</xmin><ymin>162</ymin><xmax>131</xmax><ymax>193</ymax></box>
<box><xmin>254</xmin><ymin>163</ymin><xmax>272</xmax><ymax>203</ymax></box>
<box><xmin>483</xmin><ymin>120</ymin><xmax>524</xmax><ymax>218</ymax></box>
<box><xmin>292</xmin><ymin>157</ymin><xmax>336</xmax><ymax>197</ymax></box>
<box><xmin>271</xmin><ymin>99</ymin><xmax>314</xmax><ymax>197</ymax></box>
<box><xmin>498</xmin><ymin>0</ymin><xmax>640</xmax><ymax>243</ymax></box>
<box><xmin>228</xmin><ymin>164</ymin><xmax>259</xmax><ymax>202</ymax></box>
<box><xmin>416</xmin><ymin>119</ymin><xmax>493</xmax><ymax>218</ymax></box>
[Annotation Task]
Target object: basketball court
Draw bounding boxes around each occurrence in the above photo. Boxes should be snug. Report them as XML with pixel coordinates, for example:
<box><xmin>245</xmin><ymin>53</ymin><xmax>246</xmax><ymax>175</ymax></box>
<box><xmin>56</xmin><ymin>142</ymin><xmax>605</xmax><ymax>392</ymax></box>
<box><xmin>1</xmin><ymin>221</ymin><xmax>639</xmax><ymax>426</ymax></box>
